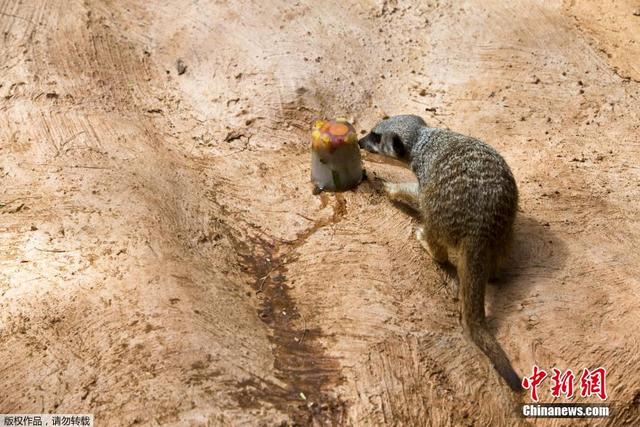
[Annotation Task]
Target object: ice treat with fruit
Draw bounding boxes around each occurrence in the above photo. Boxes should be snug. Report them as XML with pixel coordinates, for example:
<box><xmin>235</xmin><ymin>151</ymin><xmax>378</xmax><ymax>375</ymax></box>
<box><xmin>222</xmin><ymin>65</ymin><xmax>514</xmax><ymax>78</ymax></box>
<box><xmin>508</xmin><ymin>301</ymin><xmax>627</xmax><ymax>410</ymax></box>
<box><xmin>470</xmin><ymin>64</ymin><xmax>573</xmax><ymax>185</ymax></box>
<box><xmin>310</xmin><ymin>118</ymin><xmax>364</xmax><ymax>193</ymax></box>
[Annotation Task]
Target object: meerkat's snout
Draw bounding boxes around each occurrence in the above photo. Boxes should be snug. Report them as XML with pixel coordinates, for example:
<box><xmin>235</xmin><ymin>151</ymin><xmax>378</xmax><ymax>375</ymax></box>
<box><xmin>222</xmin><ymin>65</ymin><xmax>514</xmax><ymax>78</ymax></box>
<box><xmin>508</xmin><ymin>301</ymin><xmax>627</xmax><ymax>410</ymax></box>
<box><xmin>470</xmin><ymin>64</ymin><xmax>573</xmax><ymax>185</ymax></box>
<box><xmin>358</xmin><ymin>132</ymin><xmax>380</xmax><ymax>153</ymax></box>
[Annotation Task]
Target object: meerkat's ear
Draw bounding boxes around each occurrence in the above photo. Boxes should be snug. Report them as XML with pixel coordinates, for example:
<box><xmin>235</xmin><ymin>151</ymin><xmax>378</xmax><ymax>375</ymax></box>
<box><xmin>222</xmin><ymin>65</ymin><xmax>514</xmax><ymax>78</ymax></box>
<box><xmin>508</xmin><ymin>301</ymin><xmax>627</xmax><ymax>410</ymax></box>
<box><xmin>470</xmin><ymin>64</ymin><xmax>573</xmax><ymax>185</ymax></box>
<box><xmin>381</xmin><ymin>132</ymin><xmax>405</xmax><ymax>158</ymax></box>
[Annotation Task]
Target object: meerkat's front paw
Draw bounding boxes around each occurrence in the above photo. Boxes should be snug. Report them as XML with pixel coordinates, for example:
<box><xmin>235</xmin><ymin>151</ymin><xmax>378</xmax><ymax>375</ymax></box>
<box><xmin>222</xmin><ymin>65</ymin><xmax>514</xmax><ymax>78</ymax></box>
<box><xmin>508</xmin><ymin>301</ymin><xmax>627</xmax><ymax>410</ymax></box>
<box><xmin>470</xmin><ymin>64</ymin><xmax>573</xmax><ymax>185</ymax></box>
<box><xmin>383</xmin><ymin>182</ymin><xmax>399</xmax><ymax>199</ymax></box>
<box><xmin>382</xmin><ymin>182</ymin><xmax>420</xmax><ymax>208</ymax></box>
<box><xmin>415</xmin><ymin>227</ymin><xmax>430</xmax><ymax>251</ymax></box>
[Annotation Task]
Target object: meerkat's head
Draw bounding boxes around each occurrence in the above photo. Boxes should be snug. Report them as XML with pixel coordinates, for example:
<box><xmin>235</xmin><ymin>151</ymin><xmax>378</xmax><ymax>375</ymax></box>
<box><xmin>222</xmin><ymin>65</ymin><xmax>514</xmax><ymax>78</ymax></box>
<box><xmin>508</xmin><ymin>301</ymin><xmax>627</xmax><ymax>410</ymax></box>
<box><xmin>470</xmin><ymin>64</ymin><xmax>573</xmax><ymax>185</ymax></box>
<box><xmin>358</xmin><ymin>115</ymin><xmax>426</xmax><ymax>162</ymax></box>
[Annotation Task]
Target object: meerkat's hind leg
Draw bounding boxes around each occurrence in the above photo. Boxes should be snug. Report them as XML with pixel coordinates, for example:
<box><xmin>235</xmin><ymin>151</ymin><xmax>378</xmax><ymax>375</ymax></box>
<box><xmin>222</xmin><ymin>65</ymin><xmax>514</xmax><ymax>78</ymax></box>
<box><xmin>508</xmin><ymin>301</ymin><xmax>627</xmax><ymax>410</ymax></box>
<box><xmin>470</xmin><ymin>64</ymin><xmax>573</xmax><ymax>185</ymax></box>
<box><xmin>384</xmin><ymin>182</ymin><xmax>420</xmax><ymax>210</ymax></box>
<box><xmin>416</xmin><ymin>226</ymin><xmax>449</xmax><ymax>264</ymax></box>
<box><xmin>489</xmin><ymin>253</ymin><xmax>506</xmax><ymax>282</ymax></box>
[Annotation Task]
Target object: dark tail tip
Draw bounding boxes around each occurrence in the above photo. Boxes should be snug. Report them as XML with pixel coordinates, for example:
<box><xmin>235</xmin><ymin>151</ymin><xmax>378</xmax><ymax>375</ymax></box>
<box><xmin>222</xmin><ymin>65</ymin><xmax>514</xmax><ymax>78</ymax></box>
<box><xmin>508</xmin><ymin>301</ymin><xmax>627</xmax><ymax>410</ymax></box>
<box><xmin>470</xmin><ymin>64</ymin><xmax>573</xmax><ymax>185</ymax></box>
<box><xmin>500</xmin><ymin>364</ymin><xmax>524</xmax><ymax>393</ymax></box>
<box><xmin>469</xmin><ymin>324</ymin><xmax>524</xmax><ymax>393</ymax></box>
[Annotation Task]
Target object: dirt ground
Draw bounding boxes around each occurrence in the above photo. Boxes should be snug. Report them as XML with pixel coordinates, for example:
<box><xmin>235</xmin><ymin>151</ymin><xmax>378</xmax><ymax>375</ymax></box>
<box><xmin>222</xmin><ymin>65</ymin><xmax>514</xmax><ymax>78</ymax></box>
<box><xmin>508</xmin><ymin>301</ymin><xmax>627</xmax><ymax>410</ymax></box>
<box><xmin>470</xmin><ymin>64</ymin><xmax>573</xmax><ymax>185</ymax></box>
<box><xmin>1</xmin><ymin>0</ymin><xmax>639</xmax><ymax>425</ymax></box>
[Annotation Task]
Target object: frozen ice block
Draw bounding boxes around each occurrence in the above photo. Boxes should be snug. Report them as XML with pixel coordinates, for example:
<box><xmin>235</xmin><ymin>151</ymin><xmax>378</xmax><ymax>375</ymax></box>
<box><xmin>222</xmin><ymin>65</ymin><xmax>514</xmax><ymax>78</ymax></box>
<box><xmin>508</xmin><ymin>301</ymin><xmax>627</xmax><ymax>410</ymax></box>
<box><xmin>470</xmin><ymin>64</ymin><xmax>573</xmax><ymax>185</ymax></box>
<box><xmin>310</xmin><ymin>118</ymin><xmax>363</xmax><ymax>193</ymax></box>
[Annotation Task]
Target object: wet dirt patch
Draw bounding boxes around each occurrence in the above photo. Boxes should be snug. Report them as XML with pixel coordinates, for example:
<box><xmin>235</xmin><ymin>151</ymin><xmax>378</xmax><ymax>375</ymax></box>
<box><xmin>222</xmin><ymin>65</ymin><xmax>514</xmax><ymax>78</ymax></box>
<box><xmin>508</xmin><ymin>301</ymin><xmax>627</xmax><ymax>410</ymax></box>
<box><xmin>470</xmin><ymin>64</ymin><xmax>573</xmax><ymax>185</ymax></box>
<box><xmin>237</xmin><ymin>195</ymin><xmax>349</xmax><ymax>425</ymax></box>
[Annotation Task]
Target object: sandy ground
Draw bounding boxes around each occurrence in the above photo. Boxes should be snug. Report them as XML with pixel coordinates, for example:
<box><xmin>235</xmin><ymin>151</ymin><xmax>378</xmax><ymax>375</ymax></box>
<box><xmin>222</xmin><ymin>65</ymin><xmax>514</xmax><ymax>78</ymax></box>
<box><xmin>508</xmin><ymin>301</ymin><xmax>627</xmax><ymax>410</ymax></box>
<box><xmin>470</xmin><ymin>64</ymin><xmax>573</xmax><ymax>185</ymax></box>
<box><xmin>1</xmin><ymin>0</ymin><xmax>639</xmax><ymax>425</ymax></box>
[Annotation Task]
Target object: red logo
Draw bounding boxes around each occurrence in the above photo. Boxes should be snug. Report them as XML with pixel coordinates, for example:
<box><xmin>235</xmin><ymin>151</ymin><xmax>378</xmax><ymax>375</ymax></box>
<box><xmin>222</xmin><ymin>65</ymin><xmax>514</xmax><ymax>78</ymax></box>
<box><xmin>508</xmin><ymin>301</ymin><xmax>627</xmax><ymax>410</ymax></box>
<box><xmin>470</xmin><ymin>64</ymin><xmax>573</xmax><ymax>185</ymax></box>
<box><xmin>550</xmin><ymin>368</ymin><xmax>575</xmax><ymax>399</ymax></box>
<box><xmin>522</xmin><ymin>366</ymin><xmax>608</xmax><ymax>402</ymax></box>
<box><xmin>522</xmin><ymin>365</ymin><xmax>547</xmax><ymax>402</ymax></box>
<box><xmin>580</xmin><ymin>367</ymin><xmax>608</xmax><ymax>400</ymax></box>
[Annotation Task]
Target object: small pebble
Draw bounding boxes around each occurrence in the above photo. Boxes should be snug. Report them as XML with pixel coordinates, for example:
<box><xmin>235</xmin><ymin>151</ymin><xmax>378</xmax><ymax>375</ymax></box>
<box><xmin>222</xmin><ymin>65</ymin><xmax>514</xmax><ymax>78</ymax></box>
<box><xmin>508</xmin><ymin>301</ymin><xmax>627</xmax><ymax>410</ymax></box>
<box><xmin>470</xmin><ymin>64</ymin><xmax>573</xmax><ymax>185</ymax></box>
<box><xmin>176</xmin><ymin>59</ymin><xmax>187</xmax><ymax>75</ymax></box>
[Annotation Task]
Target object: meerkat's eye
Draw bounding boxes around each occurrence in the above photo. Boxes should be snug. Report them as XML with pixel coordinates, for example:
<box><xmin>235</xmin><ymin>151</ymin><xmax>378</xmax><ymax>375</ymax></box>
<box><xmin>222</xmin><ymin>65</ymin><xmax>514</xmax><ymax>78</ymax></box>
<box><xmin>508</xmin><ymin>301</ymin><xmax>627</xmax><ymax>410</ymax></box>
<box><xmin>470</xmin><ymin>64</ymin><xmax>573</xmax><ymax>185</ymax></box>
<box><xmin>370</xmin><ymin>132</ymin><xmax>381</xmax><ymax>144</ymax></box>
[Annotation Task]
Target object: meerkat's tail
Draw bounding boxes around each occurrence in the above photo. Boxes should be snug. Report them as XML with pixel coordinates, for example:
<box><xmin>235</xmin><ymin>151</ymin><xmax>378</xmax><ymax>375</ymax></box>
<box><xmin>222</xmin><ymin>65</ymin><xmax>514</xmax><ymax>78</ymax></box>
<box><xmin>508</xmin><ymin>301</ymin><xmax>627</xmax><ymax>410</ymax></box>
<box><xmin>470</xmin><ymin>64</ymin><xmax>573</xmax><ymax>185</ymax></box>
<box><xmin>458</xmin><ymin>238</ymin><xmax>523</xmax><ymax>392</ymax></box>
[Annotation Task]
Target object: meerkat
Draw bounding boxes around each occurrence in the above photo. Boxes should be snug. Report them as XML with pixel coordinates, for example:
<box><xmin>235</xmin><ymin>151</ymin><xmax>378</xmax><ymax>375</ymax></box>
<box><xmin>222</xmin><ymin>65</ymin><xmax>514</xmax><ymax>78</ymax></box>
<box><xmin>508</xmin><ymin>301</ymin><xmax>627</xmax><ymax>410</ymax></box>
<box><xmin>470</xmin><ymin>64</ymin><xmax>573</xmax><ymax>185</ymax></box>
<box><xmin>359</xmin><ymin>115</ymin><xmax>522</xmax><ymax>392</ymax></box>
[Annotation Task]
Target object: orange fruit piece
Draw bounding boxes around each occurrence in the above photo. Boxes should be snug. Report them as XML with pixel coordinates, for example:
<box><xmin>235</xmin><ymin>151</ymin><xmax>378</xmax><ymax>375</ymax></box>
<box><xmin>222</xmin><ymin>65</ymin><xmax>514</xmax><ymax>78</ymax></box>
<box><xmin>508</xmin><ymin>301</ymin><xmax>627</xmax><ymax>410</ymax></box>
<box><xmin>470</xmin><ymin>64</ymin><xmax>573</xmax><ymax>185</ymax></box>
<box><xmin>329</xmin><ymin>123</ymin><xmax>349</xmax><ymax>136</ymax></box>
